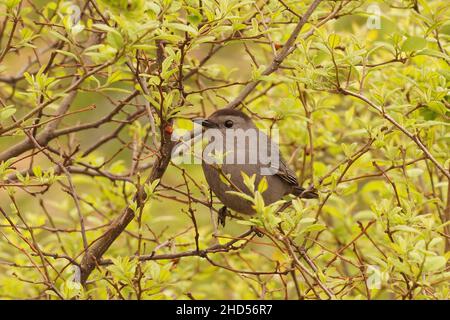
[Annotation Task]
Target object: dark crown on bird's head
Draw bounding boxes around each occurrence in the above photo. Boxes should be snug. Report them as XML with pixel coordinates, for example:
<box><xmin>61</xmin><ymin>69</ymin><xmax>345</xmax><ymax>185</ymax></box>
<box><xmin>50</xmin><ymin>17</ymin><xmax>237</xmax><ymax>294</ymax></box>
<box><xmin>207</xmin><ymin>108</ymin><xmax>255</xmax><ymax>130</ymax></box>
<box><xmin>208</xmin><ymin>108</ymin><xmax>251</xmax><ymax>121</ymax></box>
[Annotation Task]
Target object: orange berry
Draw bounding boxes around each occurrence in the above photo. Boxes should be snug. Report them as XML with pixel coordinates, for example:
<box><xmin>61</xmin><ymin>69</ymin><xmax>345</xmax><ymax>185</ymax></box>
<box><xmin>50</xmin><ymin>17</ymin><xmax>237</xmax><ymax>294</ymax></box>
<box><xmin>164</xmin><ymin>125</ymin><xmax>173</xmax><ymax>135</ymax></box>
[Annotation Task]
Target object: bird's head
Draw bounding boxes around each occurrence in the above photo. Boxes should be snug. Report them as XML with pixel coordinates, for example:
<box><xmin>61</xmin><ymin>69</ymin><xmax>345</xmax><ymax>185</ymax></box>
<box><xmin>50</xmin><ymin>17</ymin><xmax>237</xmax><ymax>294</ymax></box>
<box><xmin>193</xmin><ymin>109</ymin><xmax>256</xmax><ymax>131</ymax></box>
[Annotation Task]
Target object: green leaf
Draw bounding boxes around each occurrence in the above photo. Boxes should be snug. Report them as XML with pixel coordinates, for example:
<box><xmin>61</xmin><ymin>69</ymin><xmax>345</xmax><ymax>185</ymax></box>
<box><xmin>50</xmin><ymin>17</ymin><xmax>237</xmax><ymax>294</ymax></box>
<box><xmin>32</xmin><ymin>166</ymin><xmax>42</xmax><ymax>179</ymax></box>
<box><xmin>187</xmin><ymin>13</ymin><xmax>202</xmax><ymax>26</ymax></box>
<box><xmin>145</xmin><ymin>179</ymin><xmax>160</xmax><ymax>199</ymax></box>
<box><xmin>302</xmin><ymin>223</ymin><xmax>326</xmax><ymax>233</ymax></box>
<box><xmin>415</xmin><ymin>49</ymin><xmax>450</xmax><ymax>61</ymax></box>
<box><xmin>6</xmin><ymin>0</ymin><xmax>21</xmax><ymax>9</ymax></box>
<box><xmin>165</xmin><ymin>22</ymin><xmax>198</xmax><ymax>35</ymax></box>
<box><xmin>49</xmin><ymin>30</ymin><xmax>71</xmax><ymax>43</ymax></box>
<box><xmin>423</xmin><ymin>256</ymin><xmax>446</xmax><ymax>272</ymax></box>
<box><xmin>92</xmin><ymin>24</ymin><xmax>117</xmax><ymax>34</ymax></box>
<box><xmin>328</xmin><ymin>34</ymin><xmax>341</xmax><ymax>48</ymax></box>
<box><xmin>107</xmin><ymin>31</ymin><xmax>124</xmax><ymax>50</ymax></box>
<box><xmin>236</xmin><ymin>219</ymin><xmax>259</xmax><ymax>226</ymax></box>
<box><xmin>429</xmin><ymin>238</ymin><xmax>442</xmax><ymax>248</ymax></box>
<box><xmin>392</xmin><ymin>225</ymin><xmax>421</xmax><ymax>234</ymax></box>
<box><xmin>149</xmin><ymin>261</ymin><xmax>160</xmax><ymax>281</ymax></box>
<box><xmin>147</xmin><ymin>2</ymin><xmax>160</xmax><ymax>15</ymax></box>
<box><xmin>354</xmin><ymin>210</ymin><xmax>377</xmax><ymax>221</ymax></box>
<box><xmin>341</xmin><ymin>142</ymin><xmax>357</xmax><ymax>158</ymax></box>
<box><xmin>299</xmin><ymin>217</ymin><xmax>316</xmax><ymax>226</ymax></box>
<box><xmin>55</xmin><ymin>50</ymin><xmax>80</xmax><ymax>62</ymax></box>
<box><xmin>0</xmin><ymin>107</ymin><xmax>16</xmax><ymax>120</ymax></box>
<box><xmin>253</xmin><ymin>191</ymin><xmax>265</xmax><ymax>213</ymax></box>
<box><xmin>401</xmin><ymin>36</ymin><xmax>427</xmax><ymax>52</ymax></box>
<box><xmin>427</xmin><ymin>101</ymin><xmax>447</xmax><ymax>115</ymax></box>
<box><xmin>218</xmin><ymin>172</ymin><xmax>231</xmax><ymax>186</ymax></box>
<box><xmin>257</xmin><ymin>177</ymin><xmax>268</xmax><ymax>194</ymax></box>
<box><xmin>241</xmin><ymin>172</ymin><xmax>256</xmax><ymax>193</ymax></box>
<box><xmin>226</xmin><ymin>191</ymin><xmax>254</xmax><ymax>202</ymax></box>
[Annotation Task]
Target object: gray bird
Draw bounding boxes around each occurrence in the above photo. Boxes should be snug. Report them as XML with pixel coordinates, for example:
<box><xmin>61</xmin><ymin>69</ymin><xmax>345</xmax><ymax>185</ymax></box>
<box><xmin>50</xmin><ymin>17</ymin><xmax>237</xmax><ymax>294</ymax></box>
<box><xmin>195</xmin><ymin>109</ymin><xmax>317</xmax><ymax>222</ymax></box>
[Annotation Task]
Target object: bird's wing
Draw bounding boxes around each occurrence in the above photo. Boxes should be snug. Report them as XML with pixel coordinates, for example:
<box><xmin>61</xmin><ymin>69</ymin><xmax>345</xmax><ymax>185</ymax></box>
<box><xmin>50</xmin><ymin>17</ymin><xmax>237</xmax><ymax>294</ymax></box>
<box><xmin>274</xmin><ymin>158</ymin><xmax>299</xmax><ymax>186</ymax></box>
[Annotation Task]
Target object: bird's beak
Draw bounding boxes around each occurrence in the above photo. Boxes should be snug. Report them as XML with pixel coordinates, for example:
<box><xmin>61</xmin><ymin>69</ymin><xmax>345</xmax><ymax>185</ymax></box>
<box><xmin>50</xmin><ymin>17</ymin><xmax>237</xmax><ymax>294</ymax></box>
<box><xmin>192</xmin><ymin>118</ymin><xmax>218</xmax><ymax>128</ymax></box>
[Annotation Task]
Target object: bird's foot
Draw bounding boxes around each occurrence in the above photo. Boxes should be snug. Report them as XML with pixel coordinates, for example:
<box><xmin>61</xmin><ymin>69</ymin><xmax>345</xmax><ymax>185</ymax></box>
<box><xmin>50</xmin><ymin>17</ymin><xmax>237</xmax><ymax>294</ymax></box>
<box><xmin>218</xmin><ymin>206</ymin><xmax>229</xmax><ymax>227</ymax></box>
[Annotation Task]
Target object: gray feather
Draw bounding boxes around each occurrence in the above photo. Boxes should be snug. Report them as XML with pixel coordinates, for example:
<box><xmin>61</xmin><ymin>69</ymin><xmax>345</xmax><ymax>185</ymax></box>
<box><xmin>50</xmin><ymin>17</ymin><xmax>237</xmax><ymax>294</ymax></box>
<box><xmin>274</xmin><ymin>158</ymin><xmax>298</xmax><ymax>186</ymax></box>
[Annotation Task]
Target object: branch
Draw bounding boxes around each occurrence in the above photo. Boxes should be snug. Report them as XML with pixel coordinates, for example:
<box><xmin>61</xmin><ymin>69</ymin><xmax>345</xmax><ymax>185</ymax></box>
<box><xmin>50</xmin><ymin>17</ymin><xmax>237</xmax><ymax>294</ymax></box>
<box><xmin>445</xmin><ymin>170</ymin><xmax>450</xmax><ymax>252</ymax></box>
<box><xmin>78</xmin><ymin>134</ymin><xmax>175</xmax><ymax>284</ymax></box>
<box><xmin>78</xmin><ymin>41</ymin><xmax>172</xmax><ymax>285</ymax></box>
<box><xmin>0</xmin><ymin>90</ymin><xmax>139</xmax><ymax>163</ymax></box>
<box><xmin>225</xmin><ymin>0</ymin><xmax>323</xmax><ymax>109</ymax></box>
<box><xmin>339</xmin><ymin>88</ymin><xmax>450</xmax><ymax>180</ymax></box>
<box><xmin>77</xmin><ymin>0</ymin><xmax>325</xmax><ymax>285</ymax></box>
<box><xmin>99</xmin><ymin>228</ymin><xmax>256</xmax><ymax>265</ymax></box>
<box><xmin>0</xmin><ymin>87</ymin><xmax>78</xmax><ymax>162</ymax></box>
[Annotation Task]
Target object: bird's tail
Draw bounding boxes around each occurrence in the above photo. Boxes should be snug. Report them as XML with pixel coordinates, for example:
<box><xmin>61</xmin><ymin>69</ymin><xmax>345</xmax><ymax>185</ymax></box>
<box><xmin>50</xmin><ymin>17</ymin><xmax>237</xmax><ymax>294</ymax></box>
<box><xmin>293</xmin><ymin>186</ymin><xmax>318</xmax><ymax>199</ymax></box>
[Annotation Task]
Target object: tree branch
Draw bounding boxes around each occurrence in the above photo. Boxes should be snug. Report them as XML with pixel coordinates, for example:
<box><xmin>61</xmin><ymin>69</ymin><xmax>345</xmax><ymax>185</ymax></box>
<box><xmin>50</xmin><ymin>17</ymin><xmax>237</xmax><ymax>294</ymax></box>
<box><xmin>338</xmin><ymin>88</ymin><xmax>450</xmax><ymax>180</ymax></box>
<box><xmin>225</xmin><ymin>0</ymin><xmax>323</xmax><ymax>109</ymax></box>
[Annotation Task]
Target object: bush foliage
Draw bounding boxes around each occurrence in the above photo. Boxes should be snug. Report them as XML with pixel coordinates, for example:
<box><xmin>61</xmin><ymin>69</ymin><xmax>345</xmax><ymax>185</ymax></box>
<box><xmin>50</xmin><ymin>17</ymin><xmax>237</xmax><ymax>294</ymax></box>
<box><xmin>0</xmin><ymin>0</ymin><xmax>449</xmax><ymax>299</ymax></box>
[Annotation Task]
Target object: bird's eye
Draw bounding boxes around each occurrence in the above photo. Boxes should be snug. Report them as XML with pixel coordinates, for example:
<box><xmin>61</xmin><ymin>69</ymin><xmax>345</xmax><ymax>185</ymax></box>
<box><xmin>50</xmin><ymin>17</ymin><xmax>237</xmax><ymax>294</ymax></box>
<box><xmin>224</xmin><ymin>120</ymin><xmax>234</xmax><ymax>128</ymax></box>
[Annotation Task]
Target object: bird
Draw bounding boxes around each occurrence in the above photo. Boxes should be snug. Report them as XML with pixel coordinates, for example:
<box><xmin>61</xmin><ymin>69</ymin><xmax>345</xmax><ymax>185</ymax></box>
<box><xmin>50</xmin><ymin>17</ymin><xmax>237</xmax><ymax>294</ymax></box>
<box><xmin>194</xmin><ymin>109</ymin><xmax>317</xmax><ymax>223</ymax></box>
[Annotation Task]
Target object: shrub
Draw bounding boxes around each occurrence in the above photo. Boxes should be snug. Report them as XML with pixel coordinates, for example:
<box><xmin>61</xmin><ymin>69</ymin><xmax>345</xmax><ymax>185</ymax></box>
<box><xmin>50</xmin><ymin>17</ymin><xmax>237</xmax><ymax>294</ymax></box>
<box><xmin>0</xmin><ymin>0</ymin><xmax>448</xmax><ymax>299</ymax></box>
